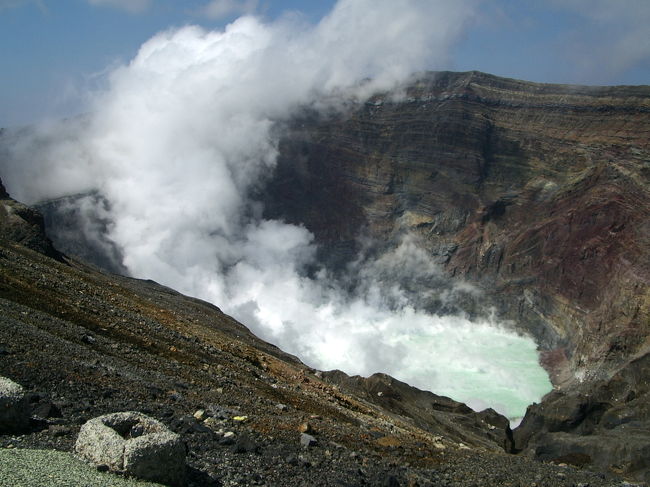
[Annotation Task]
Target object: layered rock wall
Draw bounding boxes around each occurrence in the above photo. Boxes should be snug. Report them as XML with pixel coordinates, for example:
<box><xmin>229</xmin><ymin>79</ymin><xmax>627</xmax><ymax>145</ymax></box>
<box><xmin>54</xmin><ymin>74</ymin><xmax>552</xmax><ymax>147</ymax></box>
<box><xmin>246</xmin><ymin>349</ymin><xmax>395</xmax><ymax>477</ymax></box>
<box><xmin>265</xmin><ymin>71</ymin><xmax>650</xmax><ymax>387</ymax></box>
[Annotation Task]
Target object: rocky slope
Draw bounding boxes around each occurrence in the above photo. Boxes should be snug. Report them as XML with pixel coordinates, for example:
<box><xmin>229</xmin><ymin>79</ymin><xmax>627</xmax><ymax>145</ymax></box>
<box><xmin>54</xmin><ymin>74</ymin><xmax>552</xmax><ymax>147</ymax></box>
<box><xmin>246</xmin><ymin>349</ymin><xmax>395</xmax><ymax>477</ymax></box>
<box><xmin>10</xmin><ymin>71</ymin><xmax>650</xmax><ymax>483</ymax></box>
<box><xmin>1</xmin><ymin>182</ymin><xmax>628</xmax><ymax>486</ymax></box>
<box><xmin>263</xmin><ymin>71</ymin><xmax>650</xmax><ymax>483</ymax></box>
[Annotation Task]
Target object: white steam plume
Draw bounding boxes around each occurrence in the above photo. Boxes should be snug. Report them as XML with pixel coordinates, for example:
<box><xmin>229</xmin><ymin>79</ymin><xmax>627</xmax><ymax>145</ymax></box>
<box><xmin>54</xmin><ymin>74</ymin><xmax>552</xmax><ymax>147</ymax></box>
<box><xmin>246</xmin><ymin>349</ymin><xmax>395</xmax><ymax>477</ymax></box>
<box><xmin>0</xmin><ymin>0</ymin><xmax>551</xmax><ymax>419</ymax></box>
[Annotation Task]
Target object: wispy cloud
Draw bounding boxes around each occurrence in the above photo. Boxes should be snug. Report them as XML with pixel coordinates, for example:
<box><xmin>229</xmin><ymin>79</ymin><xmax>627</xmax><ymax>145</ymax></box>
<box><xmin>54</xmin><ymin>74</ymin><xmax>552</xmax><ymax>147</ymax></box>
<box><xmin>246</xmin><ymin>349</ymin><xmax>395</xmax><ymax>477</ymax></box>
<box><xmin>0</xmin><ymin>0</ymin><xmax>45</xmax><ymax>13</ymax></box>
<box><xmin>86</xmin><ymin>0</ymin><xmax>153</xmax><ymax>14</ymax></box>
<box><xmin>199</xmin><ymin>0</ymin><xmax>258</xmax><ymax>20</ymax></box>
<box><xmin>550</xmin><ymin>0</ymin><xmax>650</xmax><ymax>82</ymax></box>
<box><xmin>0</xmin><ymin>0</ymin><xmax>26</xmax><ymax>10</ymax></box>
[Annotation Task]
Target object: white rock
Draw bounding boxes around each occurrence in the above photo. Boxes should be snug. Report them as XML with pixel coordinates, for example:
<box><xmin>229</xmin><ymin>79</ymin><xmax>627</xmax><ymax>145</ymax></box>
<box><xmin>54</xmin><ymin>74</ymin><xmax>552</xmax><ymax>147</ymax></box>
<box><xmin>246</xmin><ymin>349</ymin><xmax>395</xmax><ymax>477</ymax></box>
<box><xmin>75</xmin><ymin>411</ymin><xmax>186</xmax><ymax>486</ymax></box>
<box><xmin>300</xmin><ymin>433</ymin><xmax>317</xmax><ymax>448</ymax></box>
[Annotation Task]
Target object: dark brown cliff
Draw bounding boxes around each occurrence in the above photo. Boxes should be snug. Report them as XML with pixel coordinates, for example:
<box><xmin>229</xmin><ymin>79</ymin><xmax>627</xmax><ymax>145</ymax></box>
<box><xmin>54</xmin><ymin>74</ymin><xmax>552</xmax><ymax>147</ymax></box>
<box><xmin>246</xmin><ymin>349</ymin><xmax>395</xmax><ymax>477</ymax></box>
<box><xmin>265</xmin><ymin>70</ymin><xmax>650</xmax><ymax>386</ymax></box>
<box><xmin>262</xmin><ymin>71</ymin><xmax>650</xmax><ymax>481</ymax></box>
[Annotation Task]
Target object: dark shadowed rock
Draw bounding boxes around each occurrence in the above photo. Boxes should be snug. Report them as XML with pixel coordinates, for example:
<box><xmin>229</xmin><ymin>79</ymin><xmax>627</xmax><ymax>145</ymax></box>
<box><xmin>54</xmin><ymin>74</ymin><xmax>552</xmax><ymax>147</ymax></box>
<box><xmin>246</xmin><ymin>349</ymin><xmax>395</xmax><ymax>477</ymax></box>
<box><xmin>323</xmin><ymin>371</ymin><xmax>513</xmax><ymax>452</ymax></box>
<box><xmin>232</xmin><ymin>432</ymin><xmax>259</xmax><ymax>454</ymax></box>
<box><xmin>0</xmin><ymin>178</ymin><xmax>8</xmax><ymax>199</ymax></box>
<box><xmin>36</xmin><ymin>192</ymin><xmax>128</xmax><ymax>275</ymax></box>
<box><xmin>0</xmin><ymin>177</ymin><xmax>63</xmax><ymax>261</ymax></box>
<box><xmin>0</xmin><ymin>376</ymin><xmax>30</xmax><ymax>433</ymax></box>
<box><xmin>514</xmin><ymin>352</ymin><xmax>650</xmax><ymax>484</ymax></box>
<box><xmin>31</xmin><ymin>399</ymin><xmax>63</xmax><ymax>420</ymax></box>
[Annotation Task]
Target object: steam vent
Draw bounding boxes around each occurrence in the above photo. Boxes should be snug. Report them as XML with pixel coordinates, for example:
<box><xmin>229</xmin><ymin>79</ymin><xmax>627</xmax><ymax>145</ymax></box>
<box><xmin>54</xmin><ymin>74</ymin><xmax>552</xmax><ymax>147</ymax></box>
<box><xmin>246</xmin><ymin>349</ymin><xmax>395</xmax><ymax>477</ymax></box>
<box><xmin>1</xmin><ymin>68</ymin><xmax>648</xmax><ymax>486</ymax></box>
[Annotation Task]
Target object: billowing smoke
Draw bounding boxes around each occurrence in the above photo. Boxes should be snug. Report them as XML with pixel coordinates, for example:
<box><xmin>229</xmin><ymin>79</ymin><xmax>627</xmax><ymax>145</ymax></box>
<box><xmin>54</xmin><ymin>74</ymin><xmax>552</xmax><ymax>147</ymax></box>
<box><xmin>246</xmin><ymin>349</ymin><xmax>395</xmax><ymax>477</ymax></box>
<box><xmin>0</xmin><ymin>0</ymin><xmax>551</xmax><ymax>420</ymax></box>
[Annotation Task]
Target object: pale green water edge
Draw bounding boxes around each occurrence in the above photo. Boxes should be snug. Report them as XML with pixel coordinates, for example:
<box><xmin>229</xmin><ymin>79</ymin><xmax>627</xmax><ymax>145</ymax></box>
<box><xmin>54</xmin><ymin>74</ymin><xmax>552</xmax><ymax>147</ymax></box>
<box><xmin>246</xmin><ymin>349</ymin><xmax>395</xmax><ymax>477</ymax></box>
<box><xmin>0</xmin><ymin>449</ymin><xmax>164</xmax><ymax>487</ymax></box>
<box><xmin>389</xmin><ymin>323</ymin><xmax>553</xmax><ymax>422</ymax></box>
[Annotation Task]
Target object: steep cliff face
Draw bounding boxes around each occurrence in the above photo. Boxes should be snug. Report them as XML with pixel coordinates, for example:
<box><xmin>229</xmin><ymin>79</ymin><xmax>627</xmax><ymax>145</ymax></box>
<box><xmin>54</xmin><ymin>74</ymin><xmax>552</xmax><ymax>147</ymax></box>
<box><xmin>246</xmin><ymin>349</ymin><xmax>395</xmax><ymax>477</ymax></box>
<box><xmin>0</xmin><ymin>178</ymin><xmax>62</xmax><ymax>261</ymax></box>
<box><xmin>261</xmin><ymin>72</ymin><xmax>650</xmax><ymax>482</ymax></box>
<box><xmin>17</xmin><ymin>71</ymin><xmax>650</xmax><ymax>481</ymax></box>
<box><xmin>265</xmin><ymin>71</ymin><xmax>650</xmax><ymax>388</ymax></box>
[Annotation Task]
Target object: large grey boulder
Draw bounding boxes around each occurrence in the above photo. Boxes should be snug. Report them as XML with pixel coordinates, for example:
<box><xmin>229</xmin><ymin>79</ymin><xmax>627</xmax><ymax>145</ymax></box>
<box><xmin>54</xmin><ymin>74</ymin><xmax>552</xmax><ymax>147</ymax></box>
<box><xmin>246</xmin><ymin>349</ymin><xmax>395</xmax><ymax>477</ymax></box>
<box><xmin>75</xmin><ymin>411</ymin><xmax>186</xmax><ymax>487</ymax></box>
<box><xmin>0</xmin><ymin>376</ymin><xmax>30</xmax><ymax>433</ymax></box>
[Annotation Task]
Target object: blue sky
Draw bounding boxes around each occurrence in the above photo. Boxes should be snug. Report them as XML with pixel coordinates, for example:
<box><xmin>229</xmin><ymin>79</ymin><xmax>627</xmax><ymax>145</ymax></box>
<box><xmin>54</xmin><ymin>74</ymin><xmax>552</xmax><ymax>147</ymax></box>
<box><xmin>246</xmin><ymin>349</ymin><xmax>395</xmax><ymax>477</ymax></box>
<box><xmin>1</xmin><ymin>0</ymin><xmax>649</xmax><ymax>126</ymax></box>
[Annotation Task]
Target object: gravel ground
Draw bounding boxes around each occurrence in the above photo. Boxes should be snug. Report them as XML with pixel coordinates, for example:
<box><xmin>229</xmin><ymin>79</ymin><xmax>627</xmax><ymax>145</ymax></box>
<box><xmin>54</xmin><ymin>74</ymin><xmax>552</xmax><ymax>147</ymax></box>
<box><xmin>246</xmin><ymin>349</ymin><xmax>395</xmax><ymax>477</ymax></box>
<box><xmin>0</xmin><ymin>236</ymin><xmax>643</xmax><ymax>486</ymax></box>
<box><xmin>0</xmin><ymin>449</ymin><xmax>164</xmax><ymax>487</ymax></box>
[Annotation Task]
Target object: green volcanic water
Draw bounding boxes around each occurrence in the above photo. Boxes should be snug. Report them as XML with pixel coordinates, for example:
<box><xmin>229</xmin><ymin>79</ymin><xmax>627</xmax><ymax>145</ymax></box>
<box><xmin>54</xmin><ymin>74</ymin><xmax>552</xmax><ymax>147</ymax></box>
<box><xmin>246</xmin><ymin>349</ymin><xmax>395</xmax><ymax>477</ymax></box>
<box><xmin>281</xmin><ymin>304</ymin><xmax>554</xmax><ymax>423</ymax></box>
<box><xmin>382</xmin><ymin>317</ymin><xmax>553</xmax><ymax>422</ymax></box>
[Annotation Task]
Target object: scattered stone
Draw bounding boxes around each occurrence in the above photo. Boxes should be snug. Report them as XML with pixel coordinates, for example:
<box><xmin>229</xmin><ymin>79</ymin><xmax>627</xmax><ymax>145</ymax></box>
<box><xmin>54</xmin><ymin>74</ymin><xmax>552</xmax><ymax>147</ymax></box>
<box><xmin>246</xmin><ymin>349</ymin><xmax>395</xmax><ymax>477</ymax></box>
<box><xmin>168</xmin><ymin>391</ymin><xmax>183</xmax><ymax>402</ymax></box>
<box><xmin>191</xmin><ymin>422</ymin><xmax>212</xmax><ymax>434</ymax></box>
<box><xmin>219</xmin><ymin>434</ymin><xmax>235</xmax><ymax>446</ymax></box>
<box><xmin>0</xmin><ymin>376</ymin><xmax>30</xmax><ymax>434</ymax></box>
<box><xmin>232</xmin><ymin>432</ymin><xmax>259</xmax><ymax>454</ymax></box>
<box><xmin>298</xmin><ymin>421</ymin><xmax>314</xmax><ymax>434</ymax></box>
<box><xmin>172</xmin><ymin>415</ymin><xmax>199</xmax><ymax>434</ymax></box>
<box><xmin>103</xmin><ymin>389</ymin><xmax>116</xmax><ymax>399</ymax></box>
<box><xmin>32</xmin><ymin>400</ymin><xmax>62</xmax><ymax>420</ymax></box>
<box><xmin>233</xmin><ymin>415</ymin><xmax>248</xmax><ymax>422</ymax></box>
<box><xmin>298</xmin><ymin>455</ymin><xmax>311</xmax><ymax>467</ymax></box>
<box><xmin>276</xmin><ymin>403</ymin><xmax>288</xmax><ymax>411</ymax></box>
<box><xmin>300</xmin><ymin>433</ymin><xmax>317</xmax><ymax>448</ymax></box>
<box><xmin>207</xmin><ymin>405</ymin><xmax>238</xmax><ymax>419</ymax></box>
<box><xmin>375</xmin><ymin>436</ymin><xmax>402</xmax><ymax>448</ymax></box>
<box><xmin>75</xmin><ymin>411</ymin><xmax>186</xmax><ymax>487</ymax></box>
<box><xmin>385</xmin><ymin>475</ymin><xmax>400</xmax><ymax>486</ymax></box>
<box><xmin>432</xmin><ymin>441</ymin><xmax>446</xmax><ymax>450</ymax></box>
<box><xmin>48</xmin><ymin>424</ymin><xmax>72</xmax><ymax>437</ymax></box>
<box><xmin>193</xmin><ymin>409</ymin><xmax>207</xmax><ymax>421</ymax></box>
<box><xmin>203</xmin><ymin>417</ymin><xmax>221</xmax><ymax>431</ymax></box>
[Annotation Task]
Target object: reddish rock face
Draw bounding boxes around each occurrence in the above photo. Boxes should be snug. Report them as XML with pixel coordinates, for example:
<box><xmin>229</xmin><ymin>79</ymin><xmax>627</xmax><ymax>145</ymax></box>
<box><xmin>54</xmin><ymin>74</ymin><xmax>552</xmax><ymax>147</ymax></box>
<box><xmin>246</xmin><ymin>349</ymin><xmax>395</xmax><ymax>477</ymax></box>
<box><xmin>0</xmin><ymin>178</ymin><xmax>8</xmax><ymax>199</ymax></box>
<box><xmin>263</xmin><ymin>73</ymin><xmax>650</xmax><ymax>481</ymax></box>
<box><xmin>266</xmin><ymin>71</ymin><xmax>650</xmax><ymax>387</ymax></box>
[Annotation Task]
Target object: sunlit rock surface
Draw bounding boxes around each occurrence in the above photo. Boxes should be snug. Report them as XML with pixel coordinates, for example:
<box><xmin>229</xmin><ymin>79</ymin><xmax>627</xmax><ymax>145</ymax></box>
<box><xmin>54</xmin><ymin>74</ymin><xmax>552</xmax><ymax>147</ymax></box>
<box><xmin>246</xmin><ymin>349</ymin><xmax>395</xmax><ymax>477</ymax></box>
<box><xmin>266</xmin><ymin>70</ymin><xmax>650</xmax><ymax>388</ymax></box>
